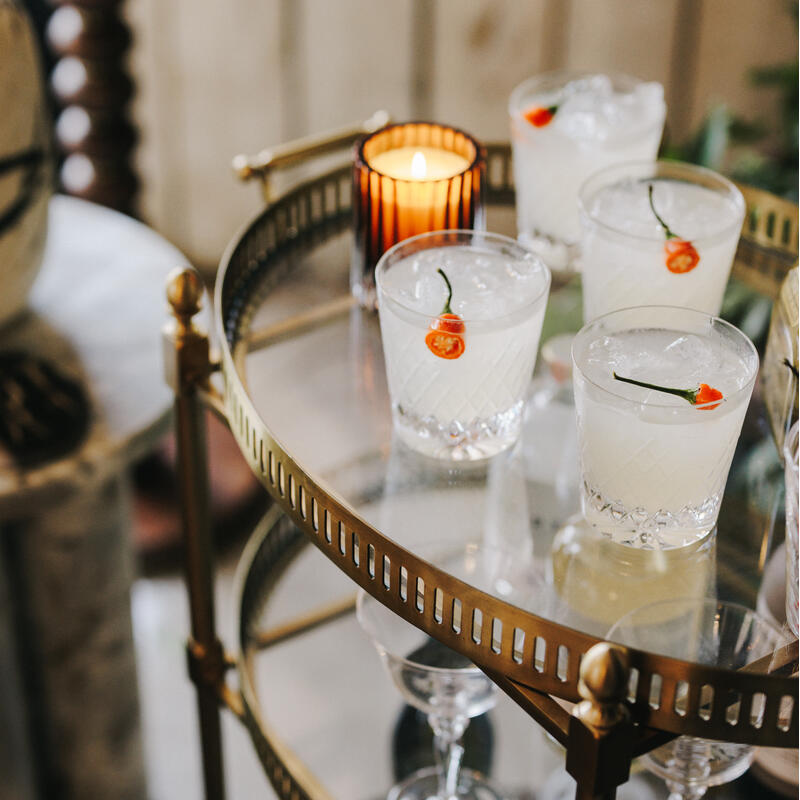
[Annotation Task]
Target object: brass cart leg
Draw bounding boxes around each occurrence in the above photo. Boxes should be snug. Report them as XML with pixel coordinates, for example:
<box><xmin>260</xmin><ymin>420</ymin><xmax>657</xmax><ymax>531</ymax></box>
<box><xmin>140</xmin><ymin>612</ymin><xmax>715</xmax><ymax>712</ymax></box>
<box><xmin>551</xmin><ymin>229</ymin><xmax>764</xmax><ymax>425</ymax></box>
<box><xmin>165</xmin><ymin>267</ymin><xmax>226</xmax><ymax>800</ymax></box>
<box><xmin>566</xmin><ymin>643</ymin><xmax>635</xmax><ymax>800</ymax></box>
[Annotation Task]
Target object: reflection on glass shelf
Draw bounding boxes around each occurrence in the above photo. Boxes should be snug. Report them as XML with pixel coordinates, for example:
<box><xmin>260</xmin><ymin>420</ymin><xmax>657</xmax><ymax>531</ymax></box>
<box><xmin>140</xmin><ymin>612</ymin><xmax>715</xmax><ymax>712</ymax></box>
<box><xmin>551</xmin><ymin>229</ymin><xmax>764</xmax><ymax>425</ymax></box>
<box><xmin>550</xmin><ymin>515</ymin><xmax>717</xmax><ymax>635</ymax></box>
<box><xmin>353</xmin><ymin>435</ymin><xmax>533</xmax><ymax>556</ymax></box>
<box><xmin>518</xmin><ymin>332</ymin><xmax>581</xmax><ymax>555</ymax></box>
<box><xmin>361</xmin><ymin>425</ymin><xmax>581</xmax><ymax>562</ymax></box>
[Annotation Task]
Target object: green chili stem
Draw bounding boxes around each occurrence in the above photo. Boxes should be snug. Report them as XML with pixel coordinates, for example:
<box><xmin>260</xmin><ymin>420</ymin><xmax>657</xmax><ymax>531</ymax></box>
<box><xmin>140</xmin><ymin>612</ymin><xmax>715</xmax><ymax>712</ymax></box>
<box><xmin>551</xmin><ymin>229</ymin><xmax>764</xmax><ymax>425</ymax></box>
<box><xmin>437</xmin><ymin>268</ymin><xmax>454</xmax><ymax>315</ymax></box>
<box><xmin>648</xmin><ymin>183</ymin><xmax>680</xmax><ymax>240</ymax></box>
<box><xmin>612</xmin><ymin>372</ymin><xmax>696</xmax><ymax>404</ymax></box>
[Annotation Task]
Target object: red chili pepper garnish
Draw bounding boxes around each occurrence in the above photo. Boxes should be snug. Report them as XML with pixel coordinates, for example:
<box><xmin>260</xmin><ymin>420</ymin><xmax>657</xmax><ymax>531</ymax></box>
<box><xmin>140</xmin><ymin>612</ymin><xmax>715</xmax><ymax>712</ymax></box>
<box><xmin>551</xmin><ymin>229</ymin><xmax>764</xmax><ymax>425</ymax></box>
<box><xmin>426</xmin><ymin>269</ymin><xmax>465</xmax><ymax>360</ymax></box>
<box><xmin>613</xmin><ymin>373</ymin><xmax>724</xmax><ymax>410</ymax></box>
<box><xmin>664</xmin><ymin>239</ymin><xmax>701</xmax><ymax>274</ymax></box>
<box><xmin>693</xmin><ymin>383</ymin><xmax>723</xmax><ymax>409</ymax></box>
<box><xmin>524</xmin><ymin>104</ymin><xmax>559</xmax><ymax>128</ymax></box>
<box><xmin>648</xmin><ymin>184</ymin><xmax>700</xmax><ymax>274</ymax></box>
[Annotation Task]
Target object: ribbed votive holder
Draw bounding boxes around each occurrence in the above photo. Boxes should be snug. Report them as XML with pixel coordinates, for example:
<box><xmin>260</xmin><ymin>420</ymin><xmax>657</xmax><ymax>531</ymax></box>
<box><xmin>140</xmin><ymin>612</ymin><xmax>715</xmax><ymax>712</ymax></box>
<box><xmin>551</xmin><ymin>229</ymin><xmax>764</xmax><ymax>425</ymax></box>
<box><xmin>351</xmin><ymin>121</ymin><xmax>485</xmax><ymax>307</ymax></box>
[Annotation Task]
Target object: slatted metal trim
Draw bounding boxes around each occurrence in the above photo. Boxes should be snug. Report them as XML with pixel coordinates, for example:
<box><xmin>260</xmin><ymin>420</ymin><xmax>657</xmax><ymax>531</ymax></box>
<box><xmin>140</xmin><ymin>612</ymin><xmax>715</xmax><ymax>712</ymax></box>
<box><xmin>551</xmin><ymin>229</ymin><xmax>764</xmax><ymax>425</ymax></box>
<box><xmin>217</xmin><ymin>146</ymin><xmax>798</xmax><ymax>749</ymax></box>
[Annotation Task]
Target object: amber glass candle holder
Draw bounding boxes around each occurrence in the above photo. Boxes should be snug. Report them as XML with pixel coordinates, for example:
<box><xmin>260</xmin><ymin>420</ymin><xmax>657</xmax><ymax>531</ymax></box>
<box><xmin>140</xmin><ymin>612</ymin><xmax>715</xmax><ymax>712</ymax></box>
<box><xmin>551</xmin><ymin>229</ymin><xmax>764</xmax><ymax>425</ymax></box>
<box><xmin>351</xmin><ymin>122</ymin><xmax>485</xmax><ymax>307</ymax></box>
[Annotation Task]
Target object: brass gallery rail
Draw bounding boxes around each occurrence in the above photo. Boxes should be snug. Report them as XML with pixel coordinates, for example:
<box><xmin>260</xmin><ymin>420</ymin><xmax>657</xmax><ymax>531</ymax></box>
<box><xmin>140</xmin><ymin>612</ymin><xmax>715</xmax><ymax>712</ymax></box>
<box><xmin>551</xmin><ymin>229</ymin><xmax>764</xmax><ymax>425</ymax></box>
<box><xmin>164</xmin><ymin>140</ymin><xmax>798</xmax><ymax>800</ymax></box>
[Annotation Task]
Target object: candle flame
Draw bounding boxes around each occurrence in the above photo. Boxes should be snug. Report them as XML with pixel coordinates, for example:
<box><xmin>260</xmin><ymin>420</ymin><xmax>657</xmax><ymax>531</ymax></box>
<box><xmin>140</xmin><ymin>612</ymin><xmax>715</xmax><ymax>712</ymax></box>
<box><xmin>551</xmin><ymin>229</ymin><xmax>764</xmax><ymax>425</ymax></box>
<box><xmin>411</xmin><ymin>151</ymin><xmax>427</xmax><ymax>179</ymax></box>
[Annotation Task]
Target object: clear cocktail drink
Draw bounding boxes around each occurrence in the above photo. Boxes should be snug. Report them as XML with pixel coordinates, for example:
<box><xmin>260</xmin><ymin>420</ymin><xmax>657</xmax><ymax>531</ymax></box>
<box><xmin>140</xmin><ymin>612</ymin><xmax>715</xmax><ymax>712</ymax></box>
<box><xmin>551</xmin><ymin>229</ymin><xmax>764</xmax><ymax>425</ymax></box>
<box><xmin>376</xmin><ymin>230</ymin><xmax>550</xmax><ymax>461</ymax></box>
<box><xmin>509</xmin><ymin>71</ymin><xmax>665</xmax><ymax>272</ymax></box>
<box><xmin>572</xmin><ymin>306</ymin><xmax>758</xmax><ymax>548</ymax></box>
<box><xmin>579</xmin><ymin>160</ymin><xmax>745</xmax><ymax>322</ymax></box>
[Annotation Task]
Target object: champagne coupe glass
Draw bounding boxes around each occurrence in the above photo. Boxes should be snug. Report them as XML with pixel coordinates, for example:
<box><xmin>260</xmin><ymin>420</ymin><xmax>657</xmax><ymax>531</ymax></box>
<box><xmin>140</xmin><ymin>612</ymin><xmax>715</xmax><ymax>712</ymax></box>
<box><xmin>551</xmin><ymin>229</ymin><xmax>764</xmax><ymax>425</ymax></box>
<box><xmin>356</xmin><ymin>542</ymin><xmax>540</xmax><ymax>800</ymax></box>
<box><xmin>607</xmin><ymin>597</ymin><xmax>785</xmax><ymax>800</ymax></box>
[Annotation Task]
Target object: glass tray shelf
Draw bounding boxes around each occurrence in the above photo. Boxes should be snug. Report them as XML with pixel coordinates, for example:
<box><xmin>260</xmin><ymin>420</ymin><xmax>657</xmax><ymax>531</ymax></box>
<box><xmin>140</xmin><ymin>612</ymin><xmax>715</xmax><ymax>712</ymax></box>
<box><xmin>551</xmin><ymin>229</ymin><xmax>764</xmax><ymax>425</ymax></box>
<box><xmin>196</xmin><ymin>144</ymin><xmax>798</xmax><ymax>799</ymax></box>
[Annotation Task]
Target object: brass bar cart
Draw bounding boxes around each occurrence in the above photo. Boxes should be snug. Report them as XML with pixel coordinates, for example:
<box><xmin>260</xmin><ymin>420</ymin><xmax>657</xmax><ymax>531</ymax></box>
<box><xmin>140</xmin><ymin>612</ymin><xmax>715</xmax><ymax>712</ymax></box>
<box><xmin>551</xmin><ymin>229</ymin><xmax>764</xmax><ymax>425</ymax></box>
<box><xmin>163</xmin><ymin>123</ymin><xmax>799</xmax><ymax>800</ymax></box>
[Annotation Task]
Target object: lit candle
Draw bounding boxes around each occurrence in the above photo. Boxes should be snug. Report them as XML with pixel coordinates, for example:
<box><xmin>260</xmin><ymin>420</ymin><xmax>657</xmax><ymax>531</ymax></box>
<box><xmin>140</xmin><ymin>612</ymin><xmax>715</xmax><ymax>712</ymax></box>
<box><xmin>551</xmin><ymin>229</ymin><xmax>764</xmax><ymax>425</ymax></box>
<box><xmin>352</xmin><ymin>122</ymin><xmax>485</xmax><ymax>308</ymax></box>
<box><xmin>368</xmin><ymin>147</ymin><xmax>470</xmax><ymax>181</ymax></box>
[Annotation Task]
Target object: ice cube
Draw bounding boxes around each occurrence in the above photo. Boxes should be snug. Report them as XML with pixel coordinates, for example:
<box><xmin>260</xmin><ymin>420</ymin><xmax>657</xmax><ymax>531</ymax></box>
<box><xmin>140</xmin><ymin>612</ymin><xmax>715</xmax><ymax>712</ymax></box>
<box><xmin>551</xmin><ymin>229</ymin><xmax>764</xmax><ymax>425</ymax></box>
<box><xmin>634</xmin><ymin>82</ymin><xmax>665</xmax><ymax>108</ymax></box>
<box><xmin>555</xmin><ymin>74</ymin><xmax>663</xmax><ymax>143</ymax></box>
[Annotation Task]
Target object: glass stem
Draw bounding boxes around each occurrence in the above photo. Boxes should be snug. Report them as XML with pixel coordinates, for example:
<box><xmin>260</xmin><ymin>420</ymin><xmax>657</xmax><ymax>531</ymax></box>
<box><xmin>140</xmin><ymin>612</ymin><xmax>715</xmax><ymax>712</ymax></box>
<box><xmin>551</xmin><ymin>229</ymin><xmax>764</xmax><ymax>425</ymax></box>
<box><xmin>667</xmin><ymin>787</ymin><xmax>707</xmax><ymax>800</ymax></box>
<box><xmin>663</xmin><ymin>736</ymin><xmax>711</xmax><ymax>800</ymax></box>
<box><xmin>429</xmin><ymin>713</ymin><xmax>468</xmax><ymax>800</ymax></box>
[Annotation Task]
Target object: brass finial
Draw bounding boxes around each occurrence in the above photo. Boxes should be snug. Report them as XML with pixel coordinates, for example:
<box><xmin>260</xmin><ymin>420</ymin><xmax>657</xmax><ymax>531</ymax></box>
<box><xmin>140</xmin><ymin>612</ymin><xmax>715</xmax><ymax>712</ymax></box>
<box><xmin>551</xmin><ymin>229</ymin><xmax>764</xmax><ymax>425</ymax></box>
<box><xmin>166</xmin><ymin>266</ymin><xmax>204</xmax><ymax>323</ymax></box>
<box><xmin>231</xmin><ymin>153</ymin><xmax>254</xmax><ymax>182</ymax></box>
<box><xmin>575</xmin><ymin>642</ymin><xmax>630</xmax><ymax>730</ymax></box>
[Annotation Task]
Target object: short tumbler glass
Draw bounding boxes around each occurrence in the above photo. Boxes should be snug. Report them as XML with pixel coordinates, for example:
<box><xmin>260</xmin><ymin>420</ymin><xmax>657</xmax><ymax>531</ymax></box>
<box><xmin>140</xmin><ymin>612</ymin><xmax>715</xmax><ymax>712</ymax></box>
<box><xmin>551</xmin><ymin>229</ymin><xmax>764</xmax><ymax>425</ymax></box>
<box><xmin>572</xmin><ymin>306</ymin><xmax>759</xmax><ymax>548</ymax></box>
<box><xmin>509</xmin><ymin>70</ymin><xmax>665</xmax><ymax>272</ymax></box>
<box><xmin>376</xmin><ymin>230</ymin><xmax>551</xmax><ymax>461</ymax></box>
<box><xmin>579</xmin><ymin>160</ymin><xmax>745</xmax><ymax>322</ymax></box>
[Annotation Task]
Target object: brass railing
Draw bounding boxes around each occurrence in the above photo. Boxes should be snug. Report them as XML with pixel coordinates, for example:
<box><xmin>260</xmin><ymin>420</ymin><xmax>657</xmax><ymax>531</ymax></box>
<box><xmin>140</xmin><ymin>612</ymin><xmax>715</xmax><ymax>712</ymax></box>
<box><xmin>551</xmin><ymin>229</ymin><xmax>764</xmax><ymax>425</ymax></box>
<box><xmin>165</xmin><ymin>123</ymin><xmax>798</xmax><ymax>800</ymax></box>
